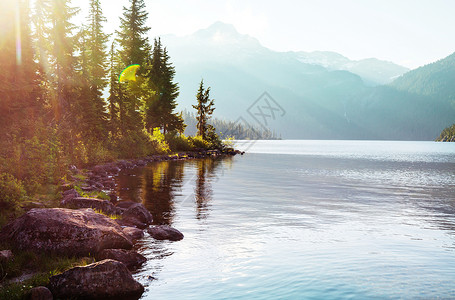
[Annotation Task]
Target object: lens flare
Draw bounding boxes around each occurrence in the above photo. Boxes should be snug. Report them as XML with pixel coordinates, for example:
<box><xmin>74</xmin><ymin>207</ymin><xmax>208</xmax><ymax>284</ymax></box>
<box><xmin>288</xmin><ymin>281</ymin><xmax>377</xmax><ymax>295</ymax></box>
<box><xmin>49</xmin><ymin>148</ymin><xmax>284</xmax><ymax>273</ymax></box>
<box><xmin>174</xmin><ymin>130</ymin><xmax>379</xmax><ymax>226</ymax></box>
<box><xmin>119</xmin><ymin>64</ymin><xmax>140</xmax><ymax>82</ymax></box>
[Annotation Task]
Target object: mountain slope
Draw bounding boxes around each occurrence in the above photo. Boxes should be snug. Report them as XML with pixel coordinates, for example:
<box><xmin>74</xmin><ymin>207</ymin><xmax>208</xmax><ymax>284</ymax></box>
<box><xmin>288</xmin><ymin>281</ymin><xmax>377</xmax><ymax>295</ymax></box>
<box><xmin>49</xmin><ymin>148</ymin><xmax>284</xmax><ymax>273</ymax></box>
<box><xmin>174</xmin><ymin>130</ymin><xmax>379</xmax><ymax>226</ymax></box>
<box><xmin>294</xmin><ymin>51</ymin><xmax>410</xmax><ymax>85</ymax></box>
<box><xmin>161</xmin><ymin>22</ymin><xmax>455</xmax><ymax>140</ymax></box>
<box><xmin>391</xmin><ymin>53</ymin><xmax>455</xmax><ymax>105</ymax></box>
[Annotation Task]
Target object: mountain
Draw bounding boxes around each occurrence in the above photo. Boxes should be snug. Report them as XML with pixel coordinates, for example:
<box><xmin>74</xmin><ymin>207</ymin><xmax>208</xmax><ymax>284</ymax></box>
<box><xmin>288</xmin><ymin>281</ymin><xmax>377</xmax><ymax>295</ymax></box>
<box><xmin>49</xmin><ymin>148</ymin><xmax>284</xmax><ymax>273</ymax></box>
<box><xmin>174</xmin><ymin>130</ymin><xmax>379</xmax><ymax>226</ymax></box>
<box><xmin>161</xmin><ymin>22</ymin><xmax>455</xmax><ymax>140</ymax></box>
<box><xmin>294</xmin><ymin>51</ymin><xmax>409</xmax><ymax>85</ymax></box>
<box><xmin>391</xmin><ymin>53</ymin><xmax>455</xmax><ymax>104</ymax></box>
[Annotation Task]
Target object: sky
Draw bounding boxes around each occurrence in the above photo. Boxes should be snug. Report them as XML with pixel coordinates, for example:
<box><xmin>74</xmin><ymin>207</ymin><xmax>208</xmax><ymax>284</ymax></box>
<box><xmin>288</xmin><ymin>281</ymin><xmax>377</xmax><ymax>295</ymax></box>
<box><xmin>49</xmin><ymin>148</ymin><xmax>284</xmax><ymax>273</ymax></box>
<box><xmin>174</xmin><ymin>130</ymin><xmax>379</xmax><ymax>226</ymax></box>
<box><xmin>74</xmin><ymin>0</ymin><xmax>455</xmax><ymax>69</ymax></box>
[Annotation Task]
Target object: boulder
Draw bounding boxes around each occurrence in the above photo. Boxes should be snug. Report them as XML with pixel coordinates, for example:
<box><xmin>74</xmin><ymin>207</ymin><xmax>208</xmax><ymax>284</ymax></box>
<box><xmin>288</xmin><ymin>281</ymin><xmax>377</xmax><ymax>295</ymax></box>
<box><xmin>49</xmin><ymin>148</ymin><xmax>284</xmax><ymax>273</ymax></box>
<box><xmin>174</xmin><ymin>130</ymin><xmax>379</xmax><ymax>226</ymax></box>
<box><xmin>0</xmin><ymin>208</ymin><xmax>132</xmax><ymax>256</ymax></box>
<box><xmin>28</xmin><ymin>286</ymin><xmax>53</xmax><ymax>300</ymax></box>
<box><xmin>0</xmin><ymin>249</ymin><xmax>13</xmax><ymax>263</ymax></box>
<box><xmin>61</xmin><ymin>189</ymin><xmax>81</xmax><ymax>205</ymax></box>
<box><xmin>92</xmin><ymin>165</ymin><xmax>107</xmax><ymax>176</ymax></box>
<box><xmin>122</xmin><ymin>203</ymin><xmax>153</xmax><ymax>226</ymax></box>
<box><xmin>49</xmin><ymin>259</ymin><xmax>144</xmax><ymax>300</ymax></box>
<box><xmin>147</xmin><ymin>225</ymin><xmax>184</xmax><ymax>241</ymax></box>
<box><xmin>123</xmin><ymin>227</ymin><xmax>144</xmax><ymax>240</ymax></box>
<box><xmin>97</xmin><ymin>249</ymin><xmax>146</xmax><ymax>270</ymax></box>
<box><xmin>63</xmin><ymin>197</ymin><xmax>120</xmax><ymax>215</ymax></box>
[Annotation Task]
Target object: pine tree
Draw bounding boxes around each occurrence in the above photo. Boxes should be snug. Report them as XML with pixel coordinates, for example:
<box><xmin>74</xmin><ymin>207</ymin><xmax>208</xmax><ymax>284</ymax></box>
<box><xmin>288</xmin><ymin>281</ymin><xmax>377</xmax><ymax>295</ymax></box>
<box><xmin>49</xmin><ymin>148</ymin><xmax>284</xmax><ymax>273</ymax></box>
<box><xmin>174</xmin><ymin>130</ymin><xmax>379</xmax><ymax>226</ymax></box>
<box><xmin>145</xmin><ymin>38</ymin><xmax>184</xmax><ymax>134</ymax></box>
<box><xmin>79</xmin><ymin>0</ymin><xmax>109</xmax><ymax>140</ymax></box>
<box><xmin>193</xmin><ymin>80</ymin><xmax>215</xmax><ymax>140</ymax></box>
<box><xmin>115</xmin><ymin>0</ymin><xmax>151</xmax><ymax>135</ymax></box>
<box><xmin>117</xmin><ymin>0</ymin><xmax>150</xmax><ymax>68</ymax></box>
<box><xmin>108</xmin><ymin>41</ymin><xmax>121</xmax><ymax>136</ymax></box>
<box><xmin>48</xmin><ymin>0</ymin><xmax>79</xmax><ymax>121</ymax></box>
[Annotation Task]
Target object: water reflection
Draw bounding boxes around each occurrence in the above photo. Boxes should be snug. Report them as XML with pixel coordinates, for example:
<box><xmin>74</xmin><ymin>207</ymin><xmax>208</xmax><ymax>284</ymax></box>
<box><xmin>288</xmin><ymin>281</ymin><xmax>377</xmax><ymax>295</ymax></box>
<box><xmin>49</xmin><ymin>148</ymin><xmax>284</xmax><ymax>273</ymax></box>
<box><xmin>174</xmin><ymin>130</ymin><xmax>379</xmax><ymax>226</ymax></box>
<box><xmin>115</xmin><ymin>157</ymin><xmax>231</xmax><ymax>225</ymax></box>
<box><xmin>194</xmin><ymin>158</ymin><xmax>225</xmax><ymax>220</ymax></box>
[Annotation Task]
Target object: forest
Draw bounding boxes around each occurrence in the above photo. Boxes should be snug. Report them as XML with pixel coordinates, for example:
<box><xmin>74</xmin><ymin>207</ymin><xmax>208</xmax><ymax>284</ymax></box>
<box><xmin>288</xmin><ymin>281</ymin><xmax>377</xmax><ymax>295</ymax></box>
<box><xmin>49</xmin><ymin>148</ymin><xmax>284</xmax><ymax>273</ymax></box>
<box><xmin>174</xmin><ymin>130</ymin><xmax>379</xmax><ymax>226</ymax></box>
<box><xmin>0</xmin><ymin>0</ymin><xmax>246</xmax><ymax>215</ymax></box>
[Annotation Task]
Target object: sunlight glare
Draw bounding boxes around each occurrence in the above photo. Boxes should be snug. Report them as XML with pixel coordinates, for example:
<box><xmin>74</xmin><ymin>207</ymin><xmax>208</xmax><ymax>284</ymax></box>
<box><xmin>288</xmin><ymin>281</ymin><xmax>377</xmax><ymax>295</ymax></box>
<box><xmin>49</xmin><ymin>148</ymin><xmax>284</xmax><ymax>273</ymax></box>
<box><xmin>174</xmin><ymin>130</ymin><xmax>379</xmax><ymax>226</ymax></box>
<box><xmin>15</xmin><ymin>1</ymin><xmax>21</xmax><ymax>65</ymax></box>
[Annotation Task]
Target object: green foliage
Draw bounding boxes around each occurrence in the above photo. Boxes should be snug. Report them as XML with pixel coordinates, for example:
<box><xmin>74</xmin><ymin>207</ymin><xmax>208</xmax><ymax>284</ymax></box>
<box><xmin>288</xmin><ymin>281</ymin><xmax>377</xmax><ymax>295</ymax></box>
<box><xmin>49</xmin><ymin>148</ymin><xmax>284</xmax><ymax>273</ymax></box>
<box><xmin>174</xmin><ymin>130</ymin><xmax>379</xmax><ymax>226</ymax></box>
<box><xmin>144</xmin><ymin>38</ymin><xmax>185</xmax><ymax>134</ymax></box>
<box><xmin>0</xmin><ymin>174</ymin><xmax>27</xmax><ymax>210</ymax></box>
<box><xmin>436</xmin><ymin>123</ymin><xmax>455</xmax><ymax>141</ymax></box>
<box><xmin>0</xmin><ymin>251</ymin><xmax>94</xmax><ymax>299</ymax></box>
<box><xmin>150</xmin><ymin>128</ymin><xmax>171</xmax><ymax>154</ymax></box>
<box><xmin>193</xmin><ymin>80</ymin><xmax>215</xmax><ymax>140</ymax></box>
<box><xmin>165</xmin><ymin>132</ymin><xmax>194</xmax><ymax>151</ymax></box>
<box><xmin>93</xmin><ymin>209</ymin><xmax>122</xmax><ymax>220</ymax></box>
<box><xmin>189</xmin><ymin>136</ymin><xmax>210</xmax><ymax>150</ymax></box>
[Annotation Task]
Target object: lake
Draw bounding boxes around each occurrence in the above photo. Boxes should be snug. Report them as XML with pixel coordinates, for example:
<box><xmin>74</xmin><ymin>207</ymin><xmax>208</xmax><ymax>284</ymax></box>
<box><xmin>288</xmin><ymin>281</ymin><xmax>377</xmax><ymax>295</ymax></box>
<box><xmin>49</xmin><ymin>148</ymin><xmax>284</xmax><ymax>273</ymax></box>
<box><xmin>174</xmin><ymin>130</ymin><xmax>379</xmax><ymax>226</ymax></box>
<box><xmin>115</xmin><ymin>140</ymin><xmax>455</xmax><ymax>299</ymax></box>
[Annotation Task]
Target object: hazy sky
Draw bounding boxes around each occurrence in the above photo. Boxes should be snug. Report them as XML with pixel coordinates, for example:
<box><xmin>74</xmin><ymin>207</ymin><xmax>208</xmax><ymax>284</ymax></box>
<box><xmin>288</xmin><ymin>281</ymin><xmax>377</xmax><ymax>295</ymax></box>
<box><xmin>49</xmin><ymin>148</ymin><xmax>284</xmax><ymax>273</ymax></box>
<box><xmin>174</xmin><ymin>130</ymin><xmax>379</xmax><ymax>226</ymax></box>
<box><xmin>75</xmin><ymin>0</ymin><xmax>455</xmax><ymax>69</ymax></box>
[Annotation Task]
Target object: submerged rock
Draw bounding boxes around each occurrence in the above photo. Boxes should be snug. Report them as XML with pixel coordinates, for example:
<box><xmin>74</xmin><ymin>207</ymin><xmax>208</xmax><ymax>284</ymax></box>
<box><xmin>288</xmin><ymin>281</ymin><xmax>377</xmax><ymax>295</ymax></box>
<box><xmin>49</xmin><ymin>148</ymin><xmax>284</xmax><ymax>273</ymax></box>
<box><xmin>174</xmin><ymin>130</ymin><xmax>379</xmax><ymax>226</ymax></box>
<box><xmin>0</xmin><ymin>208</ymin><xmax>132</xmax><ymax>256</ymax></box>
<box><xmin>97</xmin><ymin>249</ymin><xmax>146</xmax><ymax>270</ymax></box>
<box><xmin>147</xmin><ymin>225</ymin><xmax>184</xmax><ymax>241</ymax></box>
<box><xmin>49</xmin><ymin>259</ymin><xmax>144</xmax><ymax>300</ymax></box>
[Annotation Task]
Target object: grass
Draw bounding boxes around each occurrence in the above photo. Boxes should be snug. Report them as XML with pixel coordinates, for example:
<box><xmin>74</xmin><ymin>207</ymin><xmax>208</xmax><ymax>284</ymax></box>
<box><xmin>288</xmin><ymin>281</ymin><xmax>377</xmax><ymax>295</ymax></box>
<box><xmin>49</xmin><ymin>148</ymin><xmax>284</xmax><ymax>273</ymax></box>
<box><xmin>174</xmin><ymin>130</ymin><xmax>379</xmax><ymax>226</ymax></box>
<box><xmin>0</xmin><ymin>248</ymin><xmax>94</xmax><ymax>299</ymax></box>
<box><xmin>93</xmin><ymin>209</ymin><xmax>122</xmax><ymax>220</ymax></box>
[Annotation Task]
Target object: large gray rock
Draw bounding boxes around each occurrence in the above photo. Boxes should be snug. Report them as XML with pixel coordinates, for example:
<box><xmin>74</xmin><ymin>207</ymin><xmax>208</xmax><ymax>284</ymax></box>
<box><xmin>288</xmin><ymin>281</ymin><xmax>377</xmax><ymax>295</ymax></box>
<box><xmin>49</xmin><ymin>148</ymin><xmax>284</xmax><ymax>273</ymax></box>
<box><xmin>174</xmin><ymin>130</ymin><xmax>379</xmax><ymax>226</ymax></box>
<box><xmin>147</xmin><ymin>225</ymin><xmax>184</xmax><ymax>241</ymax></box>
<box><xmin>63</xmin><ymin>197</ymin><xmax>120</xmax><ymax>215</ymax></box>
<box><xmin>97</xmin><ymin>249</ymin><xmax>146</xmax><ymax>270</ymax></box>
<box><xmin>0</xmin><ymin>208</ymin><xmax>132</xmax><ymax>256</ymax></box>
<box><xmin>49</xmin><ymin>259</ymin><xmax>144</xmax><ymax>300</ymax></box>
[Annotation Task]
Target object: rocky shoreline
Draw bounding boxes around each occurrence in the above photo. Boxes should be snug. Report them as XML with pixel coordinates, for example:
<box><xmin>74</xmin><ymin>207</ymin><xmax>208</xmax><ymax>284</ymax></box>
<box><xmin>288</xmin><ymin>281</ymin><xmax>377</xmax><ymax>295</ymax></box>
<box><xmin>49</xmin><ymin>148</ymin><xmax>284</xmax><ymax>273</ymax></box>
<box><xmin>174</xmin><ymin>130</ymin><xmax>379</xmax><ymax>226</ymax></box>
<box><xmin>0</xmin><ymin>149</ymin><xmax>243</xmax><ymax>299</ymax></box>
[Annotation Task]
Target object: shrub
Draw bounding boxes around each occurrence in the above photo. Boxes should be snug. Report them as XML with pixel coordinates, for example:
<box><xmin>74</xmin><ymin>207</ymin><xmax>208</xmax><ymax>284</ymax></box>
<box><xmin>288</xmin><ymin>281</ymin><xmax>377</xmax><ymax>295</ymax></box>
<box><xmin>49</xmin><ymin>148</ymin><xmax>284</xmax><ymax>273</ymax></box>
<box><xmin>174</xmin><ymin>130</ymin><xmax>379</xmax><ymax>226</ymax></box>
<box><xmin>165</xmin><ymin>131</ymin><xmax>194</xmax><ymax>151</ymax></box>
<box><xmin>189</xmin><ymin>135</ymin><xmax>210</xmax><ymax>149</ymax></box>
<box><xmin>0</xmin><ymin>173</ymin><xmax>26</xmax><ymax>209</ymax></box>
<box><xmin>149</xmin><ymin>128</ymin><xmax>170</xmax><ymax>154</ymax></box>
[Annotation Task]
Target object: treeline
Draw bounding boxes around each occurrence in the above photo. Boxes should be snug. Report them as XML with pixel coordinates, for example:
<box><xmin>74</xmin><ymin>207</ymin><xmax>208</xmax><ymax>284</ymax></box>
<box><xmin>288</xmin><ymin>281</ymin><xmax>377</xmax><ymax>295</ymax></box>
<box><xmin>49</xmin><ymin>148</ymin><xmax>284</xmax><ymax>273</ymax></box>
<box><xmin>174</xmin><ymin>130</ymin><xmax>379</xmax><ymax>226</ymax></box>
<box><xmin>183</xmin><ymin>111</ymin><xmax>280</xmax><ymax>140</ymax></box>
<box><xmin>0</xmin><ymin>0</ymin><xmax>222</xmax><ymax>205</ymax></box>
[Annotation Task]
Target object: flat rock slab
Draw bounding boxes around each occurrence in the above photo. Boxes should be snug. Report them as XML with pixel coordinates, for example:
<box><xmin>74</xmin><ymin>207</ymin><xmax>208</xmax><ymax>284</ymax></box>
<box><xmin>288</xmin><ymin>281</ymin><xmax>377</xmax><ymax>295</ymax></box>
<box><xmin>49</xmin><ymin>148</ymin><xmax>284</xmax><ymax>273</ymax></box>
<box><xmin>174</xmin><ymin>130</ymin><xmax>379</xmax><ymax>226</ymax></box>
<box><xmin>49</xmin><ymin>259</ymin><xmax>144</xmax><ymax>300</ymax></box>
<box><xmin>97</xmin><ymin>249</ymin><xmax>146</xmax><ymax>270</ymax></box>
<box><xmin>147</xmin><ymin>225</ymin><xmax>184</xmax><ymax>241</ymax></box>
<box><xmin>0</xmin><ymin>208</ymin><xmax>132</xmax><ymax>256</ymax></box>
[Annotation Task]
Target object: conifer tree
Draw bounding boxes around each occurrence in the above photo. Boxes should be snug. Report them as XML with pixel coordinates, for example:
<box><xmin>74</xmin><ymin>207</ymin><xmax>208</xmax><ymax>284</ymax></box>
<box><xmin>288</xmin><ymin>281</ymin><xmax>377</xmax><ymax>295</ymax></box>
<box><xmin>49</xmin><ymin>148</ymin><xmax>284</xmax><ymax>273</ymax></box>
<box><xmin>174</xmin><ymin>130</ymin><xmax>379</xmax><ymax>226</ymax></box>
<box><xmin>80</xmin><ymin>0</ymin><xmax>109</xmax><ymax>140</ymax></box>
<box><xmin>145</xmin><ymin>38</ymin><xmax>184</xmax><ymax>134</ymax></box>
<box><xmin>115</xmin><ymin>0</ymin><xmax>151</xmax><ymax>134</ymax></box>
<box><xmin>193</xmin><ymin>80</ymin><xmax>215</xmax><ymax>140</ymax></box>
<box><xmin>48</xmin><ymin>0</ymin><xmax>79</xmax><ymax>121</ymax></box>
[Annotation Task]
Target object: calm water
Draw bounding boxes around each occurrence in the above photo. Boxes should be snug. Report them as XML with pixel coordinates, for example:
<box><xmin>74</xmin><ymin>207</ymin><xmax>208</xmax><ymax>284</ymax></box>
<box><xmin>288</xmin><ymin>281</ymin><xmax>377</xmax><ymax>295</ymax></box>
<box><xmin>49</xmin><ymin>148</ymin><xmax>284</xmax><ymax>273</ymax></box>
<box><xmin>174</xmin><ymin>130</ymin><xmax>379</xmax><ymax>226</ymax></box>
<box><xmin>115</xmin><ymin>140</ymin><xmax>455</xmax><ymax>299</ymax></box>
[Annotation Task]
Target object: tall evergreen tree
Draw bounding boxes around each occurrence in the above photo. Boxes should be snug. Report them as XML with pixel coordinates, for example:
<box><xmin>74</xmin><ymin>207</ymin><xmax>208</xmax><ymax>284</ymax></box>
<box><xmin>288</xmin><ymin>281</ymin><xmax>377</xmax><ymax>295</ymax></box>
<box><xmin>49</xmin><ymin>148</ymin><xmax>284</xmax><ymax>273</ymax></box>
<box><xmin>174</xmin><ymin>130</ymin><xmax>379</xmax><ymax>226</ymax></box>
<box><xmin>48</xmin><ymin>0</ymin><xmax>78</xmax><ymax>121</ymax></box>
<box><xmin>145</xmin><ymin>38</ymin><xmax>184</xmax><ymax>134</ymax></box>
<box><xmin>79</xmin><ymin>0</ymin><xmax>109</xmax><ymax>140</ymax></box>
<box><xmin>193</xmin><ymin>80</ymin><xmax>215</xmax><ymax>140</ymax></box>
<box><xmin>115</xmin><ymin>0</ymin><xmax>151</xmax><ymax>134</ymax></box>
<box><xmin>108</xmin><ymin>41</ymin><xmax>121</xmax><ymax>136</ymax></box>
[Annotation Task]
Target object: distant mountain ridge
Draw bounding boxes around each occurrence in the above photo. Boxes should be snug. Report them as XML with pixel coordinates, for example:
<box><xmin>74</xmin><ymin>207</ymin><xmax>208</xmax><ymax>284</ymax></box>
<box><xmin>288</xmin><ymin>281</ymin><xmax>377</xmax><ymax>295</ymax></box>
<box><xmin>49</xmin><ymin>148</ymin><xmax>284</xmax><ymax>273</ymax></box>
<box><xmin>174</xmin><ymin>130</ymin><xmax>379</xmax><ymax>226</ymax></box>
<box><xmin>294</xmin><ymin>51</ymin><xmax>410</xmax><ymax>85</ymax></box>
<box><xmin>160</xmin><ymin>22</ymin><xmax>455</xmax><ymax>140</ymax></box>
